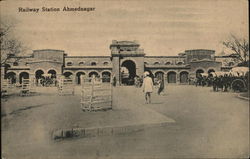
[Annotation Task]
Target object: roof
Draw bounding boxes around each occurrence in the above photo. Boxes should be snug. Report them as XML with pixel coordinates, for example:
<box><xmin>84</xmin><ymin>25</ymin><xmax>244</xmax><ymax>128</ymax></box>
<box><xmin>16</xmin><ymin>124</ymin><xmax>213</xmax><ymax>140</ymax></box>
<box><xmin>33</xmin><ymin>49</ymin><xmax>65</xmax><ymax>52</ymax></box>
<box><xmin>65</xmin><ymin>56</ymin><xmax>110</xmax><ymax>58</ymax></box>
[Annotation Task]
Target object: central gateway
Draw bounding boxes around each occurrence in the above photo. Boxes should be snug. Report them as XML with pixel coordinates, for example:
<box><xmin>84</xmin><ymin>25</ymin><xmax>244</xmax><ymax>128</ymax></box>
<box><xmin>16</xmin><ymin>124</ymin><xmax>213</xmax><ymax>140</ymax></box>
<box><xmin>110</xmin><ymin>40</ymin><xmax>145</xmax><ymax>85</ymax></box>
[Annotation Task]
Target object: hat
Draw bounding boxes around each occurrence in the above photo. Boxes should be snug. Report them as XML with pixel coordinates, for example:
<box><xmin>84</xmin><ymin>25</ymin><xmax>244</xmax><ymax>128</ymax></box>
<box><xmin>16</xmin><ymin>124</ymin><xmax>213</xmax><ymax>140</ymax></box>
<box><xmin>144</xmin><ymin>71</ymin><xmax>149</xmax><ymax>77</ymax></box>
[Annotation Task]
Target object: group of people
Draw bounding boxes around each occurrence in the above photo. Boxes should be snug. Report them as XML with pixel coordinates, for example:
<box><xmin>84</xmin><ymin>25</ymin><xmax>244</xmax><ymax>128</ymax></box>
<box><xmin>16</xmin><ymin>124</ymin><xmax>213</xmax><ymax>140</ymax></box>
<box><xmin>142</xmin><ymin>72</ymin><xmax>165</xmax><ymax>104</ymax></box>
<box><xmin>195</xmin><ymin>73</ymin><xmax>248</xmax><ymax>92</ymax></box>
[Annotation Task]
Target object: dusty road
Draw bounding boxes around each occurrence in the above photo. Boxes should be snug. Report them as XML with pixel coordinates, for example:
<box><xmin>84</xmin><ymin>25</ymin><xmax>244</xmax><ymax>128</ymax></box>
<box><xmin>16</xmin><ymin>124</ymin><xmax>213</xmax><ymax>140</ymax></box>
<box><xmin>1</xmin><ymin>85</ymin><xmax>249</xmax><ymax>159</ymax></box>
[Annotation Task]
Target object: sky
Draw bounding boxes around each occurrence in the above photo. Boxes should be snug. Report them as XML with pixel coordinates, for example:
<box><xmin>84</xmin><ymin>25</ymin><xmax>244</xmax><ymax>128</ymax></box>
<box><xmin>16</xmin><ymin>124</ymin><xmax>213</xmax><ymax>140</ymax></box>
<box><xmin>0</xmin><ymin>0</ymin><xmax>248</xmax><ymax>56</ymax></box>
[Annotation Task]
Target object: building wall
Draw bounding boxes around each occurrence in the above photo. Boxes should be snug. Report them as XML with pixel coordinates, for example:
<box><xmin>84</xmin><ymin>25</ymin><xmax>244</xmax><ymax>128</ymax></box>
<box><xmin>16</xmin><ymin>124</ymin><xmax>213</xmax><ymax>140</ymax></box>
<box><xmin>3</xmin><ymin>42</ymin><xmax>238</xmax><ymax>85</ymax></box>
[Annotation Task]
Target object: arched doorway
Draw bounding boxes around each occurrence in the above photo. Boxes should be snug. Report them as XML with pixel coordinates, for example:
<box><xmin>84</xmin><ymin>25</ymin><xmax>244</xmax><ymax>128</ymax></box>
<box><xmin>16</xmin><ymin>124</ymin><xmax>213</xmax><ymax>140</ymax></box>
<box><xmin>63</xmin><ymin>72</ymin><xmax>73</xmax><ymax>78</ymax></box>
<box><xmin>48</xmin><ymin>70</ymin><xmax>57</xmax><ymax>86</ymax></box>
<box><xmin>76</xmin><ymin>72</ymin><xmax>86</xmax><ymax>84</ymax></box>
<box><xmin>19</xmin><ymin>72</ymin><xmax>29</xmax><ymax>84</ymax></box>
<box><xmin>196</xmin><ymin>69</ymin><xmax>204</xmax><ymax>78</ymax></box>
<box><xmin>121</xmin><ymin>60</ymin><xmax>136</xmax><ymax>85</ymax></box>
<box><xmin>48</xmin><ymin>70</ymin><xmax>57</xmax><ymax>78</ymax></box>
<box><xmin>5</xmin><ymin>72</ymin><xmax>17</xmax><ymax>84</ymax></box>
<box><xmin>155</xmin><ymin>71</ymin><xmax>164</xmax><ymax>81</ymax></box>
<box><xmin>89</xmin><ymin>71</ymin><xmax>99</xmax><ymax>78</ymax></box>
<box><xmin>180</xmin><ymin>71</ymin><xmax>189</xmax><ymax>84</ymax></box>
<box><xmin>167</xmin><ymin>71</ymin><xmax>176</xmax><ymax>83</ymax></box>
<box><xmin>35</xmin><ymin>70</ymin><xmax>45</xmax><ymax>86</ymax></box>
<box><xmin>208</xmin><ymin>69</ymin><xmax>215</xmax><ymax>74</ymax></box>
<box><xmin>102</xmin><ymin>71</ymin><xmax>111</xmax><ymax>83</ymax></box>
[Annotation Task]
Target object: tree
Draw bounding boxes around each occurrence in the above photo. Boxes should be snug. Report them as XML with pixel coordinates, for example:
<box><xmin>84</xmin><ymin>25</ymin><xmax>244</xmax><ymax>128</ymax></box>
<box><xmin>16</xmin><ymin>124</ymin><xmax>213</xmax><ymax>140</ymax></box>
<box><xmin>0</xmin><ymin>21</ymin><xmax>27</xmax><ymax>67</ymax></box>
<box><xmin>222</xmin><ymin>34</ymin><xmax>249</xmax><ymax>64</ymax></box>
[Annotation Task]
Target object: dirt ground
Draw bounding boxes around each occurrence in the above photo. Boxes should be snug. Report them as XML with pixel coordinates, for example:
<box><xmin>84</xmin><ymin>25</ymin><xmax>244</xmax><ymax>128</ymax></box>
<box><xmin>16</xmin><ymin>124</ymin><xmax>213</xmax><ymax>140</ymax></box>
<box><xmin>1</xmin><ymin>85</ymin><xmax>249</xmax><ymax>159</ymax></box>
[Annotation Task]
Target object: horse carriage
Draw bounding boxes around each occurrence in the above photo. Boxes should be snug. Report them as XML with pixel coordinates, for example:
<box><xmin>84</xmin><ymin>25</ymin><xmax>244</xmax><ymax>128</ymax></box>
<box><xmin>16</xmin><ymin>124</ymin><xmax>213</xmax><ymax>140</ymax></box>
<box><xmin>210</xmin><ymin>67</ymin><xmax>249</xmax><ymax>92</ymax></box>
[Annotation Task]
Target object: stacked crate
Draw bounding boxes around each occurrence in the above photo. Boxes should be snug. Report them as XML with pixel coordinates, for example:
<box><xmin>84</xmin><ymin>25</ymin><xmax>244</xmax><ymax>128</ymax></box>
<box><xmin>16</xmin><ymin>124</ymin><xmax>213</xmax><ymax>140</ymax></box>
<box><xmin>81</xmin><ymin>76</ymin><xmax>112</xmax><ymax>112</ymax></box>
<box><xmin>20</xmin><ymin>79</ymin><xmax>31</xmax><ymax>96</ymax></box>
<box><xmin>1</xmin><ymin>79</ymin><xmax>10</xmax><ymax>96</ymax></box>
<box><xmin>58</xmin><ymin>77</ymin><xmax>74</xmax><ymax>95</ymax></box>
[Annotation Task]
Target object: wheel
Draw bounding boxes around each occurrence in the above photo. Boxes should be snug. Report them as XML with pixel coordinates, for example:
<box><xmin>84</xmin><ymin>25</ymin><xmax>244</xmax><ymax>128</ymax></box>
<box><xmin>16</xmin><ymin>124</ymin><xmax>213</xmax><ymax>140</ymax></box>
<box><xmin>231</xmin><ymin>79</ymin><xmax>247</xmax><ymax>92</ymax></box>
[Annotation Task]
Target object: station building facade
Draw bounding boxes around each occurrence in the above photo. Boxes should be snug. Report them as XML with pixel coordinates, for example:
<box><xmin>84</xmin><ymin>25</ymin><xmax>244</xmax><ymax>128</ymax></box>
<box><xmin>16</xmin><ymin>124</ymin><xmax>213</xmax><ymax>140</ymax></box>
<box><xmin>2</xmin><ymin>40</ymin><xmax>237</xmax><ymax>85</ymax></box>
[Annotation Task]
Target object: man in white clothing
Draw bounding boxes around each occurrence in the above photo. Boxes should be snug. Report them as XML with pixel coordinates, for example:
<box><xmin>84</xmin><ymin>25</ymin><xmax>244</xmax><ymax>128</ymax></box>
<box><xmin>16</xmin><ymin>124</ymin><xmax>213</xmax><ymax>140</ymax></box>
<box><xmin>142</xmin><ymin>71</ymin><xmax>154</xmax><ymax>104</ymax></box>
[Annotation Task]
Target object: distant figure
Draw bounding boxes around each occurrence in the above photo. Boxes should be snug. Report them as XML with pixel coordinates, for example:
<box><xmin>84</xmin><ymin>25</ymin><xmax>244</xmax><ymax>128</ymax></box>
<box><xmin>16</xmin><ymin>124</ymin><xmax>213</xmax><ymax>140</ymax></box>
<box><xmin>112</xmin><ymin>75</ymin><xmax>116</xmax><ymax>87</ymax></box>
<box><xmin>157</xmin><ymin>78</ymin><xmax>164</xmax><ymax>95</ymax></box>
<box><xmin>142</xmin><ymin>71</ymin><xmax>154</xmax><ymax>104</ymax></box>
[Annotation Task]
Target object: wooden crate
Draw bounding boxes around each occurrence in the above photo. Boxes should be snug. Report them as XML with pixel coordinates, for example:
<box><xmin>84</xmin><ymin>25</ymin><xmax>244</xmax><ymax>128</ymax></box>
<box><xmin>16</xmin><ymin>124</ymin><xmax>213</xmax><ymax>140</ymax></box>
<box><xmin>81</xmin><ymin>77</ymin><xmax>112</xmax><ymax>112</ymax></box>
<box><xmin>58</xmin><ymin>78</ymin><xmax>75</xmax><ymax>95</ymax></box>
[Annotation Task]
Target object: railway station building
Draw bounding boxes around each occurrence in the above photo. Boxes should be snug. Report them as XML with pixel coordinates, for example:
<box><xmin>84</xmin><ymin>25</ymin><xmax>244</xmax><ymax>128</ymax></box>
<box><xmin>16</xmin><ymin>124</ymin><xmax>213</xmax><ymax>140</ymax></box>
<box><xmin>2</xmin><ymin>40</ymin><xmax>237</xmax><ymax>85</ymax></box>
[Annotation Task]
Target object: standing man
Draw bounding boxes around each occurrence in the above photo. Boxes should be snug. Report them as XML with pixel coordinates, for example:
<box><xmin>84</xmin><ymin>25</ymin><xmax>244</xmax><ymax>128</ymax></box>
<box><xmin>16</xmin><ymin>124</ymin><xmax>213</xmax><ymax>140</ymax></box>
<box><xmin>142</xmin><ymin>71</ymin><xmax>154</xmax><ymax>104</ymax></box>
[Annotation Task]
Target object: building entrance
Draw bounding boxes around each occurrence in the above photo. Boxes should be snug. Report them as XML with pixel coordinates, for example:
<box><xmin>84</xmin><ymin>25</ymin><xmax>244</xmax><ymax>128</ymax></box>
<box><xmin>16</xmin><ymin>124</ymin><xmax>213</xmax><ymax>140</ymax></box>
<box><xmin>121</xmin><ymin>60</ymin><xmax>136</xmax><ymax>85</ymax></box>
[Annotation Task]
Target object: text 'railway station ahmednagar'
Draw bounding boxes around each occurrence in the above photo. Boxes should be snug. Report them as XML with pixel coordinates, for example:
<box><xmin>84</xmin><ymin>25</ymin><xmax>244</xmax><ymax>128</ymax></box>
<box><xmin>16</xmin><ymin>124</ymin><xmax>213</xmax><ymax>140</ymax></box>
<box><xmin>1</xmin><ymin>40</ymin><xmax>237</xmax><ymax>86</ymax></box>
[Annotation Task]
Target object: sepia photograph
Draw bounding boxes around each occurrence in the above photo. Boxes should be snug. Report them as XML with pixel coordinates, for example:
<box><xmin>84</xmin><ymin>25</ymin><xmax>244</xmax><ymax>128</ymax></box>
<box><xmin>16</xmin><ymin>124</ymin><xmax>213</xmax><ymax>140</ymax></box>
<box><xmin>1</xmin><ymin>0</ymin><xmax>249</xmax><ymax>158</ymax></box>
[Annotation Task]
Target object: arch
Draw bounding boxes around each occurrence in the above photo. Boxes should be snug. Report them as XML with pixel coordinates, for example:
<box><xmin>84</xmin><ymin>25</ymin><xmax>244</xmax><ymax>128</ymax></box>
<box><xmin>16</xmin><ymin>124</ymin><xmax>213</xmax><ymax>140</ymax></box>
<box><xmin>19</xmin><ymin>72</ymin><xmax>29</xmax><ymax>84</ymax></box>
<box><xmin>180</xmin><ymin>71</ymin><xmax>189</xmax><ymax>83</ymax></box>
<box><xmin>103</xmin><ymin>61</ymin><xmax>109</xmax><ymax>66</ymax></box>
<box><xmin>144</xmin><ymin>62</ymin><xmax>148</xmax><ymax>65</ymax></box>
<box><xmin>167</xmin><ymin>71</ymin><xmax>177</xmax><ymax>83</ymax></box>
<box><xmin>207</xmin><ymin>68</ymin><xmax>215</xmax><ymax>74</ymax></box>
<box><xmin>76</xmin><ymin>71</ymin><xmax>86</xmax><ymax>84</ymax></box>
<box><xmin>63</xmin><ymin>71</ymin><xmax>73</xmax><ymax>78</ymax></box>
<box><xmin>89</xmin><ymin>71</ymin><xmax>99</xmax><ymax>78</ymax></box>
<box><xmin>121</xmin><ymin>60</ymin><xmax>136</xmax><ymax>85</ymax></box>
<box><xmin>79</xmin><ymin>61</ymin><xmax>85</xmax><ymax>66</ymax></box>
<box><xmin>5</xmin><ymin>72</ymin><xmax>17</xmax><ymax>84</ymax></box>
<box><xmin>90</xmin><ymin>61</ymin><xmax>97</xmax><ymax>66</ymax></box>
<box><xmin>48</xmin><ymin>69</ymin><xmax>57</xmax><ymax>78</ymax></box>
<box><xmin>196</xmin><ymin>69</ymin><xmax>204</xmax><ymax>78</ymax></box>
<box><xmin>154</xmin><ymin>71</ymin><xmax>165</xmax><ymax>81</ymax></box>
<box><xmin>176</xmin><ymin>61</ymin><xmax>184</xmax><ymax>65</ymax></box>
<box><xmin>154</xmin><ymin>62</ymin><xmax>161</xmax><ymax>65</ymax></box>
<box><xmin>35</xmin><ymin>70</ymin><xmax>44</xmax><ymax>79</ymax></box>
<box><xmin>66</xmin><ymin>62</ymin><xmax>73</xmax><ymax>66</ymax></box>
<box><xmin>102</xmin><ymin>71</ymin><xmax>111</xmax><ymax>83</ymax></box>
<box><xmin>165</xmin><ymin>61</ymin><xmax>172</xmax><ymax>65</ymax></box>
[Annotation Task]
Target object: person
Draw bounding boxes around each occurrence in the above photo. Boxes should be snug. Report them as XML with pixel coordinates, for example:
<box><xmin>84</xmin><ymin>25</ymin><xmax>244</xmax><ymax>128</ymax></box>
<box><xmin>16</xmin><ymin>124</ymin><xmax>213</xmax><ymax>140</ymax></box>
<box><xmin>157</xmin><ymin>78</ymin><xmax>164</xmax><ymax>95</ymax></box>
<box><xmin>112</xmin><ymin>75</ymin><xmax>116</xmax><ymax>87</ymax></box>
<box><xmin>142</xmin><ymin>71</ymin><xmax>154</xmax><ymax>104</ymax></box>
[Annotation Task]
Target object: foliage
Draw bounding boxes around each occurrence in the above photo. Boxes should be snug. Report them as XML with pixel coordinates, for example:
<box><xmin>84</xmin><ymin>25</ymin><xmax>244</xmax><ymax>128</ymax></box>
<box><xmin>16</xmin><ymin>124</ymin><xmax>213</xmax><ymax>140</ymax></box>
<box><xmin>223</xmin><ymin>34</ymin><xmax>249</xmax><ymax>63</ymax></box>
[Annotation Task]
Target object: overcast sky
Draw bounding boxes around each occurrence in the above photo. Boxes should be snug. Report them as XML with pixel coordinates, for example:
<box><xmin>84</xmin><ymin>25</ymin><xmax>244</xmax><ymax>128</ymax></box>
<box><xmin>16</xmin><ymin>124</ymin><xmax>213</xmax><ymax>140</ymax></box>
<box><xmin>0</xmin><ymin>0</ymin><xmax>248</xmax><ymax>56</ymax></box>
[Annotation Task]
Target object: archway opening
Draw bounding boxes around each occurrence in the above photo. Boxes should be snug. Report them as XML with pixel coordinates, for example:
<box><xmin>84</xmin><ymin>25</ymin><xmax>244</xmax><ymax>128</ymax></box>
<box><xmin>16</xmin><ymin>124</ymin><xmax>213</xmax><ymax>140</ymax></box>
<box><xmin>121</xmin><ymin>60</ymin><xmax>136</xmax><ymax>85</ymax></box>
<box><xmin>180</xmin><ymin>71</ymin><xmax>189</xmax><ymax>83</ymax></box>
<box><xmin>208</xmin><ymin>69</ymin><xmax>215</xmax><ymax>77</ymax></box>
<box><xmin>19</xmin><ymin>72</ymin><xmax>29</xmax><ymax>84</ymax></box>
<box><xmin>155</xmin><ymin>71</ymin><xmax>164</xmax><ymax>82</ymax></box>
<box><xmin>89</xmin><ymin>71</ymin><xmax>99</xmax><ymax>78</ymax></box>
<box><xmin>47</xmin><ymin>70</ymin><xmax>57</xmax><ymax>86</ymax></box>
<box><xmin>196</xmin><ymin>69</ymin><xmax>204</xmax><ymax>78</ymax></box>
<box><xmin>48</xmin><ymin>70</ymin><xmax>57</xmax><ymax>78</ymax></box>
<box><xmin>63</xmin><ymin>72</ymin><xmax>73</xmax><ymax>78</ymax></box>
<box><xmin>76</xmin><ymin>72</ymin><xmax>86</xmax><ymax>84</ymax></box>
<box><xmin>102</xmin><ymin>72</ymin><xmax>111</xmax><ymax>83</ymax></box>
<box><xmin>35</xmin><ymin>70</ymin><xmax>45</xmax><ymax>86</ymax></box>
<box><xmin>5</xmin><ymin>72</ymin><xmax>17</xmax><ymax>84</ymax></box>
<box><xmin>167</xmin><ymin>71</ymin><xmax>176</xmax><ymax>83</ymax></box>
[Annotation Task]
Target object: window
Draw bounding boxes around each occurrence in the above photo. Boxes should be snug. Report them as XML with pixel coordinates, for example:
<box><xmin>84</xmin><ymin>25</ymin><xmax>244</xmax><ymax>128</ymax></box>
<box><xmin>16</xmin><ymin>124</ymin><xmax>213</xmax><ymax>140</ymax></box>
<box><xmin>13</xmin><ymin>62</ymin><xmax>18</xmax><ymax>66</ymax></box>
<box><xmin>79</xmin><ymin>62</ymin><xmax>84</xmax><ymax>66</ymax></box>
<box><xmin>177</xmin><ymin>61</ymin><xmax>183</xmax><ymax>65</ymax></box>
<box><xmin>90</xmin><ymin>62</ymin><xmax>97</xmax><ymax>66</ymax></box>
<box><xmin>103</xmin><ymin>62</ymin><xmax>109</xmax><ymax>65</ymax></box>
<box><xmin>67</xmin><ymin>62</ymin><xmax>73</xmax><ymax>66</ymax></box>
<box><xmin>165</xmin><ymin>61</ymin><xmax>171</xmax><ymax>65</ymax></box>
